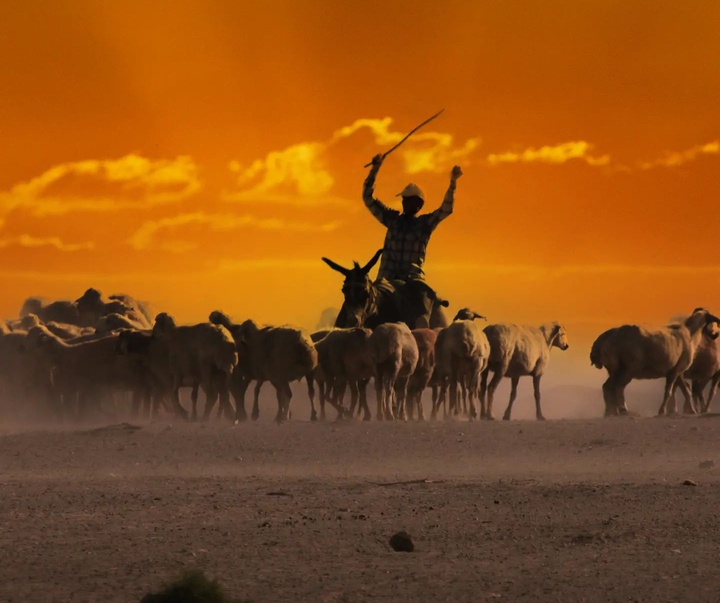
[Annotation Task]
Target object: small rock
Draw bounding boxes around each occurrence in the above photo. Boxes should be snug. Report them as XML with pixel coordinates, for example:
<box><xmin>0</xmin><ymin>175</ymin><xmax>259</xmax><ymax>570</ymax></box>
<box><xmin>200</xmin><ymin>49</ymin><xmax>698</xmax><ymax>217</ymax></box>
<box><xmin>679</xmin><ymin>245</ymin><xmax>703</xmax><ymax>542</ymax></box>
<box><xmin>389</xmin><ymin>531</ymin><xmax>414</xmax><ymax>552</ymax></box>
<box><xmin>683</xmin><ymin>479</ymin><xmax>697</xmax><ymax>486</ymax></box>
<box><xmin>699</xmin><ymin>460</ymin><xmax>714</xmax><ymax>469</ymax></box>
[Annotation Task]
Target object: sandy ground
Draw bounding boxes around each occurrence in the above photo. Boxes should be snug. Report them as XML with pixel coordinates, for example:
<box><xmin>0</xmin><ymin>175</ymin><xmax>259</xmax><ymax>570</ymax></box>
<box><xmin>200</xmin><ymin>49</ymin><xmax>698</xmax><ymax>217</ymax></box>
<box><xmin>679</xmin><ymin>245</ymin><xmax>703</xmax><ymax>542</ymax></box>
<box><xmin>1</xmin><ymin>392</ymin><xmax>720</xmax><ymax>603</ymax></box>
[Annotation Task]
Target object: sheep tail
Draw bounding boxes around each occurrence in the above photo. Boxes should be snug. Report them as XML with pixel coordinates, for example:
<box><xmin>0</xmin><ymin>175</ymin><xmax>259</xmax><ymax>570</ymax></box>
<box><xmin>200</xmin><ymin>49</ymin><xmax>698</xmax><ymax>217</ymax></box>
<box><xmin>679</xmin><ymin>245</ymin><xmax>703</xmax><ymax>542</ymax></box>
<box><xmin>589</xmin><ymin>337</ymin><xmax>604</xmax><ymax>369</ymax></box>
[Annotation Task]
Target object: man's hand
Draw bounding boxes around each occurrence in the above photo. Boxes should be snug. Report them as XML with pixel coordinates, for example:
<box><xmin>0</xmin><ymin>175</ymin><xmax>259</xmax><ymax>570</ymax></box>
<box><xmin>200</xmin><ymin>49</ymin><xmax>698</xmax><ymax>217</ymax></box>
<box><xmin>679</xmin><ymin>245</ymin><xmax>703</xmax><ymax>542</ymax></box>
<box><xmin>451</xmin><ymin>165</ymin><xmax>463</xmax><ymax>180</ymax></box>
<box><xmin>371</xmin><ymin>153</ymin><xmax>385</xmax><ymax>168</ymax></box>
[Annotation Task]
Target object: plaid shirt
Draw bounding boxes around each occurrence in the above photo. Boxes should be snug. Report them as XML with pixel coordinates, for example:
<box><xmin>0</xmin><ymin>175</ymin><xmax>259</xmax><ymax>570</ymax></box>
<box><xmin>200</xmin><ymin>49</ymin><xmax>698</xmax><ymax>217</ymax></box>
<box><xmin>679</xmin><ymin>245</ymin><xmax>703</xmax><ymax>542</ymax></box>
<box><xmin>363</xmin><ymin>165</ymin><xmax>456</xmax><ymax>281</ymax></box>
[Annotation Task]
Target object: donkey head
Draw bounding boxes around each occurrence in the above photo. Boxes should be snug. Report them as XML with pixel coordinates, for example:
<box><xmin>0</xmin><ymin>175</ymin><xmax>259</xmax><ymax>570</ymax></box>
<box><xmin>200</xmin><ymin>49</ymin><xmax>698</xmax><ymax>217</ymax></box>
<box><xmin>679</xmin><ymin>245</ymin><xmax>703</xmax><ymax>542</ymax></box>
<box><xmin>322</xmin><ymin>249</ymin><xmax>383</xmax><ymax>327</ymax></box>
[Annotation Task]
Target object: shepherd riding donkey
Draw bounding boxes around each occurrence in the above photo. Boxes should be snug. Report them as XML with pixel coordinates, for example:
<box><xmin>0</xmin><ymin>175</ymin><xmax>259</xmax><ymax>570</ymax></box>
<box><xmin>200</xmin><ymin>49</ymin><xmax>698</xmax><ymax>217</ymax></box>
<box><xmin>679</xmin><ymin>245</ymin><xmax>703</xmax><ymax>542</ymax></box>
<box><xmin>323</xmin><ymin>152</ymin><xmax>463</xmax><ymax>329</ymax></box>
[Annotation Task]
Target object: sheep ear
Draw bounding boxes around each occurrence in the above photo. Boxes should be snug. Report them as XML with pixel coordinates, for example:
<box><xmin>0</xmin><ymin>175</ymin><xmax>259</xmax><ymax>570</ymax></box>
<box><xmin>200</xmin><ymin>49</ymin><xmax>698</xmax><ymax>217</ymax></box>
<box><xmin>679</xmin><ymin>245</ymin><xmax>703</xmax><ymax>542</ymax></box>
<box><xmin>361</xmin><ymin>249</ymin><xmax>383</xmax><ymax>275</ymax></box>
<box><xmin>322</xmin><ymin>257</ymin><xmax>350</xmax><ymax>277</ymax></box>
<box><xmin>473</xmin><ymin>313</ymin><xmax>487</xmax><ymax>321</ymax></box>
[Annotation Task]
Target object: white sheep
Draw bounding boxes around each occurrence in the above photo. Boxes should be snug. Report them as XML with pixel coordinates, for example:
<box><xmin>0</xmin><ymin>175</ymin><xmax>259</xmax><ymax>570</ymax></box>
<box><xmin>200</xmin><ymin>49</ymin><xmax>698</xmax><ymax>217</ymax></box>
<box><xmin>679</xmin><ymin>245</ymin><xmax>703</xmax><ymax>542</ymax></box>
<box><xmin>152</xmin><ymin>313</ymin><xmax>238</xmax><ymax>421</ymax></box>
<box><xmin>592</xmin><ymin>308</ymin><xmax>720</xmax><ymax>416</ymax></box>
<box><xmin>433</xmin><ymin>314</ymin><xmax>489</xmax><ymax>420</ymax></box>
<box><xmin>368</xmin><ymin>322</ymin><xmax>419</xmax><ymax>421</ymax></box>
<box><xmin>480</xmin><ymin>322</ymin><xmax>569</xmax><ymax>421</ymax></box>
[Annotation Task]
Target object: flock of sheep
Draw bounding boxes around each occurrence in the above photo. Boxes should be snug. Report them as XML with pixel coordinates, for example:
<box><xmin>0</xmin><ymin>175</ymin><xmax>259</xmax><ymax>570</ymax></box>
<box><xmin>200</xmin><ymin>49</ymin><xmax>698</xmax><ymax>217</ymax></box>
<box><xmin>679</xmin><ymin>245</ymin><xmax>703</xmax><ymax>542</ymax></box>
<box><xmin>0</xmin><ymin>288</ymin><xmax>718</xmax><ymax>424</ymax></box>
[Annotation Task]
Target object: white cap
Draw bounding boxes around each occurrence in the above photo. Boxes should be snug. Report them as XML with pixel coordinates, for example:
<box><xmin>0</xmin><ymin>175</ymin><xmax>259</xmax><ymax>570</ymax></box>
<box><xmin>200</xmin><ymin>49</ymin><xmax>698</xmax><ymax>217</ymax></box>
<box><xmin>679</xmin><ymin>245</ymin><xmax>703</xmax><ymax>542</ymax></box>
<box><xmin>396</xmin><ymin>183</ymin><xmax>425</xmax><ymax>201</ymax></box>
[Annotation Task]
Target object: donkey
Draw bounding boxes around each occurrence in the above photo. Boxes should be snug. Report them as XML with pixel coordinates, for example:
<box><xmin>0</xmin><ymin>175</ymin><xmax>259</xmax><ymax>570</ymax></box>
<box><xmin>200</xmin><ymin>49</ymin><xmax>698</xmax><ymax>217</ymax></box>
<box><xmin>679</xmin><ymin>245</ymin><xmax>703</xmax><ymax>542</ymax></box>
<box><xmin>322</xmin><ymin>250</ymin><xmax>449</xmax><ymax>330</ymax></box>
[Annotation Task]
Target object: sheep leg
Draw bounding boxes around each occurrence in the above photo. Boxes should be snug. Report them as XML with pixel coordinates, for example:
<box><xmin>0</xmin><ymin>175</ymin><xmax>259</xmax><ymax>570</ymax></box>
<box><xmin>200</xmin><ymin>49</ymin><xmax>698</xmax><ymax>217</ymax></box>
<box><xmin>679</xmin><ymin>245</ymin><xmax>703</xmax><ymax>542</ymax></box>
<box><xmin>533</xmin><ymin>375</ymin><xmax>546</xmax><ymax>420</ymax></box>
<box><xmin>602</xmin><ymin>375</ymin><xmax>617</xmax><ymax>416</ymax></box>
<box><xmin>170</xmin><ymin>387</ymin><xmax>189</xmax><ymax>421</ymax></box>
<box><xmin>359</xmin><ymin>379</ymin><xmax>371</xmax><ymax>421</ymax></box>
<box><xmin>131</xmin><ymin>390</ymin><xmax>142</xmax><ymax>418</ymax></box>
<box><xmin>217</xmin><ymin>380</ymin><xmax>234</xmax><ymax>422</ymax></box>
<box><xmin>657</xmin><ymin>375</ymin><xmax>677</xmax><ymax>416</ymax></box>
<box><xmin>282</xmin><ymin>382</ymin><xmax>293</xmax><ymax>421</ymax></box>
<box><xmin>202</xmin><ymin>384</ymin><xmax>219</xmax><ymax>422</ymax></box>
<box><xmin>405</xmin><ymin>387</ymin><xmax>415</xmax><ymax>420</ymax></box>
<box><xmin>440</xmin><ymin>382</ymin><xmax>449</xmax><ymax>419</ymax></box>
<box><xmin>142</xmin><ymin>389</ymin><xmax>152</xmax><ymax>419</ymax></box>
<box><xmin>612</xmin><ymin>372</ymin><xmax>632</xmax><ymax>416</ymax></box>
<box><xmin>333</xmin><ymin>378</ymin><xmax>348</xmax><ymax>413</ymax></box>
<box><xmin>230</xmin><ymin>376</ymin><xmax>250</xmax><ymax>422</ymax></box>
<box><xmin>485</xmin><ymin>368</ymin><xmax>505</xmax><ymax>421</ymax></box>
<box><xmin>252</xmin><ymin>380</ymin><xmax>264</xmax><ymax>421</ymax></box>
<box><xmin>479</xmin><ymin>369</ymin><xmax>489</xmax><ymax>419</ymax></box>
<box><xmin>395</xmin><ymin>376</ymin><xmax>409</xmax><ymax>421</ymax></box>
<box><xmin>692</xmin><ymin>380</ymin><xmax>706</xmax><ymax>414</ymax></box>
<box><xmin>430</xmin><ymin>384</ymin><xmax>439</xmax><ymax>419</ymax></box>
<box><xmin>704</xmin><ymin>374</ymin><xmax>720</xmax><ymax>413</ymax></box>
<box><xmin>502</xmin><ymin>376</ymin><xmax>520</xmax><ymax>420</ymax></box>
<box><xmin>375</xmin><ymin>372</ymin><xmax>385</xmax><ymax>420</ymax></box>
<box><xmin>386</xmin><ymin>376</ymin><xmax>397</xmax><ymax>420</ymax></box>
<box><xmin>271</xmin><ymin>381</ymin><xmax>285</xmax><ymax>424</ymax></box>
<box><xmin>461</xmin><ymin>377</ymin><xmax>470</xmax><ymax>418</ymax></box>
<box><xmin>348</xmin><ymin>380</ymin><xmax>360</xmax><ymax>419</ymax></box>
<box><xmin>270</xmin><ymin>381</ymin><xmax>292</xmax><ymax>423</ymax></box>
<box><xmin>413</xmin><ymin>387</ymin><xmax>425</xmax><ymax>421</ymax></box>
<box><xmin>677</xmin><ymin>377</ymin><xmax>697</xmax><ymax>415</ymax></box>
<box><xmin>466</xmin><ymin>371</ymin><xmax>479</xmax><ymax>421</ymax></box>
<box><xmin>449</xmin><ymin>377</ymin><xmax>458</xmax><ymax>420</ymax></box>
<box><xmin>306</xmin><ymin>373</ymin><xmax>318</xmax><ymax>422</ymax></box>
<box><xmin>190</xmin><ymin>383</ymin><xmax>200</xmax><ymax>421</ymax></box>
<box><xmin>320</xmin><ymin>377</ymin><xmax>332</xmax><ymax>420</ymax></box>
<box><xmin>326</xmin><ymin>380</ymin><xmax>346</xmax><ymax>421</ymax></box>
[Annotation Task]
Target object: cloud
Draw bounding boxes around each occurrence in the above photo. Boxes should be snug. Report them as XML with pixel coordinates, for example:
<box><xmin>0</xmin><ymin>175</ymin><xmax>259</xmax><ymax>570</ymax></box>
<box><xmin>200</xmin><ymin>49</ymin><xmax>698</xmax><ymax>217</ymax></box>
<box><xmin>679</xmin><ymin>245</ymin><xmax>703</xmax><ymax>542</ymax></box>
<box><xmin>224</xmin><ymin>116</ymin><xmax>481</xmax><ymax>204</ymax></box>
<box><xmin>0</xmin><ymin>154</ymin><xmax>201</xmax><ymax>218</ymax></box>
<box><xmin>128</xmin><ymin>211</ymin><xmax>340</xmax><ymax>250</ymax></box>
<box><xmin>333</xmin><ymin>117</ymin><xmax>481</xmax><ymax>174</ymax></box>
<box><xmin>229</xmin><ymin>142</ymin><xmax>333</xmax><ymax>196</ymax></box>
<box><xmin>0</xmin><ymin>234</ymin><xmax>94</xmax><ymax>252</ymax></box>
<box><xmin>640</xmin><ymin>140</ymin><xmax>719</xmax><ymax>169</ymax></box>
<box><xmin>486</xmin><ymin>141</ymin><xmax>610</xmax><ymax>166</ymax></box>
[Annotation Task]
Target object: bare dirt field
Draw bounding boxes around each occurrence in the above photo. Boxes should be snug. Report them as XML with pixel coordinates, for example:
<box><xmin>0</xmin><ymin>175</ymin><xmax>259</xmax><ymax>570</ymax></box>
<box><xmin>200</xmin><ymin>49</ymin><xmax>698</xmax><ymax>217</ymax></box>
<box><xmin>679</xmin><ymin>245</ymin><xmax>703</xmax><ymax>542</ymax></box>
<box><xmin>1</xmin><ymin>400</ymin><xmax>720</xmax><ymax>603</ymax></box>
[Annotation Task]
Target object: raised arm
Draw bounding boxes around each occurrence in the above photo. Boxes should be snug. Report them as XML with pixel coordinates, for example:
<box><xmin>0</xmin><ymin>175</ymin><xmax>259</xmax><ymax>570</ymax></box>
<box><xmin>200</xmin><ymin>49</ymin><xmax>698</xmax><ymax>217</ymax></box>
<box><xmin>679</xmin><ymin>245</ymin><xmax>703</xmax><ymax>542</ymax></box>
<box><xmin>363</xmin><ymin>154</ymin><xmax>399</xmax><ymax>227</ymax></box>
<box><xmin>426</xmin><ymin>165</ymin><xmax>463</xmax><ymax>230</ymax></box>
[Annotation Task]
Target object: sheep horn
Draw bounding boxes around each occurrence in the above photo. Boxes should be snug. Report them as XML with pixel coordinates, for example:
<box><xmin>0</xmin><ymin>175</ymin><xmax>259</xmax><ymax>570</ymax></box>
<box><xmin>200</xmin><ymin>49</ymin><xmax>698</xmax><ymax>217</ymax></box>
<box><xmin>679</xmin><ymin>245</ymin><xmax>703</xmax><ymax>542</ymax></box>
<box><xmin>361</xmin><ymin>249</ymin><xmax>384</xmax><ymax>275</ymax></box>
<box><xmin>322</xmin><ymin>257</ymin><xmax>351</xmax><ymax>276</ymax></box>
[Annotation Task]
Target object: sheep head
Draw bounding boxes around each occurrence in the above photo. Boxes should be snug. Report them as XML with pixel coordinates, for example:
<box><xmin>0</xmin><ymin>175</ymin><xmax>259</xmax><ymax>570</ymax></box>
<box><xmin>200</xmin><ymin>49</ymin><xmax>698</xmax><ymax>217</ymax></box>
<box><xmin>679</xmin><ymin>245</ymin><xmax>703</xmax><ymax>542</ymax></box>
<box><xmin>453</xmin><ymin>308</ymin><xmax>486</xmax><ymax>322</ymax></box>
<box><xmin>19</xmin><ymin>314</ymin><xmax>42</xmax><ymax>330</ymax></box>
<box><xmin>685</xmin><ymin>308</ymin><xmax>720</xmax><ymax>337</ymax></box>
<box><xmin>236</xmin><ymin>319</ymin><xmax>259</xmax><ymax>345</ymax></box>
<box><xmin>209</xmin><ymin>310</ymin><xmax>233</xmax><ymax>330</ymax></box>
<box><xmin>152</xmin><ymin>312</ymin><xmax>177</xmax><ymax>339</ymax></box>
<box><xmin>543</xmin><ymin>323</ymin><xmax>570</xmax><ymax>350</ymax></box>
<box><xmin>26</xmin><ymin>325</ymin><xmax>54</xmax><ymax>347</ymax></box>
<box><xmin>116</xmin><ymin>330</ymin><xmax>149</xmax><ymax>355</ymax></box>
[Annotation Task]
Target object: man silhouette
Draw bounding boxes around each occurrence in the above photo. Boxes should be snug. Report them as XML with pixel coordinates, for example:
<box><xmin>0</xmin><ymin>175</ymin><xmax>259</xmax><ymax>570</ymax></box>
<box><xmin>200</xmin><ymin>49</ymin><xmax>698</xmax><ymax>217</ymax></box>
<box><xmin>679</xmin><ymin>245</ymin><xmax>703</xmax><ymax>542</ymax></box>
<box><xmin>362</xmin><ymin>153</ymin><xmax>463</xmax><ymax>326</ymax></box>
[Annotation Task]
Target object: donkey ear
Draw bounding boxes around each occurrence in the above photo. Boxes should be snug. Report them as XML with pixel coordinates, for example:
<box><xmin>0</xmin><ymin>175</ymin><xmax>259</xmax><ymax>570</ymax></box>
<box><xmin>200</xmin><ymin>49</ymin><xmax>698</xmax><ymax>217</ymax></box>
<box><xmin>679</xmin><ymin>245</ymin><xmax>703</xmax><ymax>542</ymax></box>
<box><xmin>321</xmin><ymin>257</ymin><xmax>350</xmax><ymax>277</ymax></box>
<box><xmin>361</xmin><ymin>249</ymin><xmax>384</xmax><ymax>275</ymax></box>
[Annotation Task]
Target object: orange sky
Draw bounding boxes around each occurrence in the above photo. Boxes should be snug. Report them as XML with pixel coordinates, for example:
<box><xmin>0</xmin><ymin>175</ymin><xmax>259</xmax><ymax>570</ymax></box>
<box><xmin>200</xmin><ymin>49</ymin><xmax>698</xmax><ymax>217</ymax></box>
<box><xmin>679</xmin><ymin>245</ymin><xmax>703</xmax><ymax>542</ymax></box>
<box><xmin>1</xmin><ymin>0</ymin><xmax>719</xmax><ymax>353</ymax></box>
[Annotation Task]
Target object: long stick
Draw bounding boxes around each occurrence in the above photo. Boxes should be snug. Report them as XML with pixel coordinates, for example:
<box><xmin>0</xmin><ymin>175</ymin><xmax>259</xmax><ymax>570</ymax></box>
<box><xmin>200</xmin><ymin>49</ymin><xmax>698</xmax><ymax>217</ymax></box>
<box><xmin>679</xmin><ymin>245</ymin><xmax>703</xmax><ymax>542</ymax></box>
<box><xmin>363</xmin><ymin>108</ymin><xmax>445</xmax><ymax>167</ymax></box>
